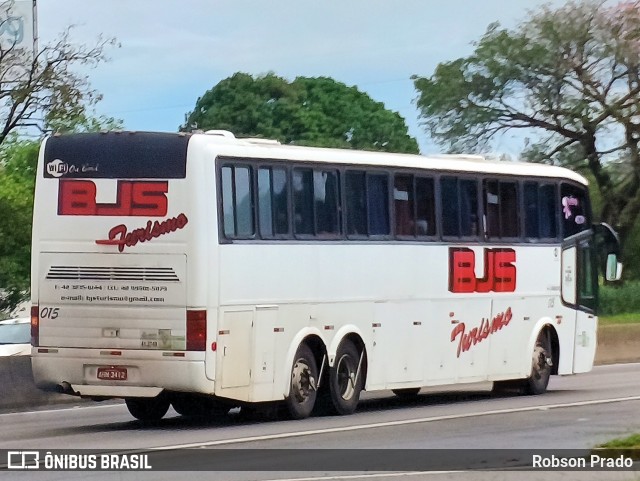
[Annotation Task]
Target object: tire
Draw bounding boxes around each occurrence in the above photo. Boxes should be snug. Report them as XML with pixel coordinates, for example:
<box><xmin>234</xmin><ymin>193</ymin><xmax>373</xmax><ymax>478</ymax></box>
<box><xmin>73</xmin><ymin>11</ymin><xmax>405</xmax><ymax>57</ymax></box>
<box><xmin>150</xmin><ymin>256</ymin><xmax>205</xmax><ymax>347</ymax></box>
<box><xmin>125</xmin><ymin>394</ymin><xmax>170</xmax><ymax>421</ymax></box>
<box><xmin>392</xmin><ymin>388</ymin><xmax>421</xmax><ymax>399</ymax></box>
<box><xmin>285</xmin><ymin>343</ymin><xmax>318</xmax><ymax>420</ymax></box>
<box><xmin>171</xmin><ymin>393</ymin><xmax>229</xmax><ymax>418</ymax></box>
<box><xmin>524</xmin><ymin>330</ymin><xmax>552</xmax><ymax>395</ymax></box>
<box><xmin>329</xmin><ymin>340</ymin><xmax>364</xmax><ymax>415</ymax></box>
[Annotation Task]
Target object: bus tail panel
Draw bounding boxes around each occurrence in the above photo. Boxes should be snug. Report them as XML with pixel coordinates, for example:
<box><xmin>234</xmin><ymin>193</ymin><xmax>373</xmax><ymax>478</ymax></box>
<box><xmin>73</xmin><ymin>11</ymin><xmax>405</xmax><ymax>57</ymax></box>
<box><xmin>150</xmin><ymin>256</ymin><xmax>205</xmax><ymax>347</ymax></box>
<box><xmin>37</xmin><ymin>252</ymin><xmax>187</xmax><ymax>351</ymax></box>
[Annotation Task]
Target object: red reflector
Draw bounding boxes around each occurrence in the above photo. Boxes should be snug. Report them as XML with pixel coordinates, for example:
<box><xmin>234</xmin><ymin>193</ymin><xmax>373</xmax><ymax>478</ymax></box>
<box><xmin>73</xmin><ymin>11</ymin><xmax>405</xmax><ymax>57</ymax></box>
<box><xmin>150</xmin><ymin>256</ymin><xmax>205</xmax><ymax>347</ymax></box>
<box><xmin>186</xmin><ymin>309</ymin><xmax>206</xmax><ymax>351</ymax></box>
<box><xmin>211</xmin><ymin>342</ymin><xmax>217</xmax><ymax>352</ymax></box>
<box><xmin>31</xmin><ymin>305</ymin><xmax>39</xmax><ymax>347</ymax></box>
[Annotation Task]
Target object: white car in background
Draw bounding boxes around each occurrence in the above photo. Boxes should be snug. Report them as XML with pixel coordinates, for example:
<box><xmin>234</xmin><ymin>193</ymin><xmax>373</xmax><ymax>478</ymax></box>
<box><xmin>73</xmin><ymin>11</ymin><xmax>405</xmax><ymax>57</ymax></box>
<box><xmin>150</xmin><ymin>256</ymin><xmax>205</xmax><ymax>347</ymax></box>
<box><xmin>0</xmin><ymin>318</ymin><xmax>31</xmax><ymax>356</ymax></box>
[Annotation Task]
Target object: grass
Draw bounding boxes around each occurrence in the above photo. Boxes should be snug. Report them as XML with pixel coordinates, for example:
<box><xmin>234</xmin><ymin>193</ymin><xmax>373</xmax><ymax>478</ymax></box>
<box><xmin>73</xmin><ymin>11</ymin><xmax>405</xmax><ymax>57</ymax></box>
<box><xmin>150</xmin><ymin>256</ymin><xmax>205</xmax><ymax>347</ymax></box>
<box><xmin>597</xmin><ymin>434</ymin><xmax>640</xmax><ymax>449</ymax></box>
<box><xmin>599</xmin><ymin>312</ymin><xmax>640</xmax><ymax>325</ymax></box>
<box><xmin>600</xmin><ymin>281</ymin><xmax>640</xmax><ymax>316</ymax></box>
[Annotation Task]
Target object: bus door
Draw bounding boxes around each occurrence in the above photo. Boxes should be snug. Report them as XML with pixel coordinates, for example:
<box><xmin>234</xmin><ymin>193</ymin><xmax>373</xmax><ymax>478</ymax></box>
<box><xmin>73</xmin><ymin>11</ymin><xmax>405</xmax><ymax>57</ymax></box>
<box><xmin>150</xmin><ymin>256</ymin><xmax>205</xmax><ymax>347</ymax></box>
<box><xmin>561</xmin><ymin>230</ymin><xmax>598</xmax><ymax>373</ymax></box>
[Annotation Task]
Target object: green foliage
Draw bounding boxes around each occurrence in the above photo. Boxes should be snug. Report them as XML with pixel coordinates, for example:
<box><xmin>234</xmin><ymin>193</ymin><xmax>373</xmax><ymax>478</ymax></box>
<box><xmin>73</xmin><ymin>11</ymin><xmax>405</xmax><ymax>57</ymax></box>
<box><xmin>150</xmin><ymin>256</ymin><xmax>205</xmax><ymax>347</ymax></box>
<box><xmin>413</xmin><ymin>0</ymin><xmax>640</xmax><ymax>272</ymax></box>
<box><xmin>598</xmin><ymin>313</ymin><xmax>640</xmax><ymax>325</ymax></box>
<box><xmin>620</xmin><ymin>219</ymin><xmax>640</xmax><ymax>281</ymax></box>
<box><xmin>182</xmin><ymin>73</ymin><xmax>419</xmax><ymax>154</ymax></box>
<box><xmin>0</xmin><ymin>111</ymin><xmax>122</xmax><ymax>316</ymax></box>
<box><xmin>599</xmin><ymin>281</ymin><xmax>640</xmax><ymax>316</ymax></box>
<box><xmin>0</xmin><ymin>2</ymin><xmax>120</xmax><ymax>314</ymax></box>
<box><xmin>47</xmin><ymin>113</ymin><xmax>123</xmax><ymax>135</ymax></box>
<box><xmin>0</xmin><ymin>137</ymin><xmax>38</xmax><ymax>314</ymax></box>
<box><xmin>597</xmin><ymin>433</ymin><xmax>640</xmax><ymax>449</ymax></box>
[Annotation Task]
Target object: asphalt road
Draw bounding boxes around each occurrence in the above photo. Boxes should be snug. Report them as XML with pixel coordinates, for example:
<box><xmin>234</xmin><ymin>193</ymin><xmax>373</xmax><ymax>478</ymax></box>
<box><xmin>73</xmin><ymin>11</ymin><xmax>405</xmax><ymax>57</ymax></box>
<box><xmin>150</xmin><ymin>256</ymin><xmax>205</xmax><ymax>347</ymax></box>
<box><xmin>1</xmin><ymin>363</ymin><xmax>639</xmax><ymax>481</ymax></box>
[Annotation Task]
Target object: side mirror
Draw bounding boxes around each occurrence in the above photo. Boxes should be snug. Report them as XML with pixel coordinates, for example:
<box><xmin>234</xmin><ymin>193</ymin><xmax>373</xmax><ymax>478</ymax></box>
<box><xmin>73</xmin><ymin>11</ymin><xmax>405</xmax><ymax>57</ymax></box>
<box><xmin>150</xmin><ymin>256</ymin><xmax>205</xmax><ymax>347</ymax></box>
<box><xmin>605</xmin><ymin>253</ymin><xmax>623</xmax><ymax>282</ymax></box>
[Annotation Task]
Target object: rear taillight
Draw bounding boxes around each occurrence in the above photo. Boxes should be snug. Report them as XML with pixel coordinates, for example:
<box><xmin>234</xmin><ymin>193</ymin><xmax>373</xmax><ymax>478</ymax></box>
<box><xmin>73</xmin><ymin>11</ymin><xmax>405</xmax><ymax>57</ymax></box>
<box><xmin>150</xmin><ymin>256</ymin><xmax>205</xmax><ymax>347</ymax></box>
<box><xmin>31</xmin><ymin>305</ymin><xmax>39</xmax><ymax>347</ymax></box>
<box><xmin>186</xmin><ymin>309</ymin><xmax>206</xmax><ymax>351</ymax></box>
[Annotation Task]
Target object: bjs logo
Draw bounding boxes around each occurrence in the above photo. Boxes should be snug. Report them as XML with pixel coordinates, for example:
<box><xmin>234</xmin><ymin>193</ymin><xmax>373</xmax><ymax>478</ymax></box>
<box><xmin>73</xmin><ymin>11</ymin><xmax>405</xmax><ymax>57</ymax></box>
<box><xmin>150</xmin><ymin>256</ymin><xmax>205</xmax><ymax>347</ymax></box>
<box><xmin>449</xmin><ymin>248</ymin><xmax>516</xmax><ymax>293</ymax></box>
<box><xmin>58</xmin><ymin>180</ymin><xmax>168</xmax><ymax>216</ymax></box>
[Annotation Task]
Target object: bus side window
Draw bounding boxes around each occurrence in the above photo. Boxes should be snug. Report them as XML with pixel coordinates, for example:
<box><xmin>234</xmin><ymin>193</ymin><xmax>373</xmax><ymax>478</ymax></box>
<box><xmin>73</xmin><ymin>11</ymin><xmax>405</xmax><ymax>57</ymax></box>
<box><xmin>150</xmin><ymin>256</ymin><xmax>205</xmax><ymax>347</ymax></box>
<box><xmin>524</xmin><ymin>182</ymin><xmax>539</xmax><ymax>238</ymax></box>
<box><xmin>293</xmin><ymin>168</ymin><xmax>314</xmax><ymax>236</ymax></box>
<box><xmin>221</xmin><ymin>165</ymin><xmax>254</xmax><ymax>238</ymax></box>
<box><xmin>441</xmin><ymin>177</ymin><xmax>479</xmax><ymax>238</ymax></box>
<box><xmin>394</xmin><ymin>174</ymin><xmax>414</xmax><ymax>236</ymax></box>
<box><xmin>367</xmin><ymin>173</ymin><xmax>390</xmax><ymax>236</ymax></box>
<box><xmin>484</xmin><ymin>180</ymin><xmax>518</xmax><ymax>239</ymax></box>
<box><xmin>272</xmin><ymin>168</ymin><xmax>289</xmax><ymax>235</ymax></box>
<box><xmin>484</xmin><ymin>180</ymin><xmax>500</xmax><ymax>237</ymax></box>
<box><xmin>524</xmin><ymin>182</ymin><xmax>558</xmax><ymax>240</ymax></box>
<box><xmin>258</xmin><ymin>167</ymin><xmax>289</xmax><ymax>238</ymax></box>
<box><xmin>221</xmin><ymin>166</ymin><xmax>235</xmax><ymax>237</ymax></box>
<box><xmin>394</xmin><ymin>174</ymin><xmax>436</xmax><ymax>238</ymax></box>
<box><xmin>441</xmin><ymin>176</ymin><xmax>460</xmax><ymax>237</ymax></box>
<box><xmin>460</xmin><ymin>179</ymin><xmax>479</xmax><ymax>237</ymax></box>
<box><xmin>314</xmin><ymin>170</ymin><xmax>340</xmax><ymax>236</ymax></box>
<box><xmin>292</xmin><ymin>167</ymin><xmax>340</xmax><ymax>237</ymax></box>
<box><xmin>416</xmin><ymin>177</ymin><xmax>436</xmax><ymax>236</ymax></box>
<box><xmin>258</xmin><ymin>168</ymin><xmax>274</xmax><ymax>237</ymax></box>
<box><xmin>561</xmin><ymin>183</ymin><xmax>589</xmax><ymax>238</ymax></box>
<box><xmin>539</xmin><ymin>184</ymin><xmax>557</xmax><ymax>238</ymax></box>
<box><xmin>500</xmin><ymin>182</ymin><xmax>519</xmax><ymax>237</ymax></box>
<box><xmin>346</xmin><ymin>171</ymin><xmax>367</xmax><ymax>236</ymax></box>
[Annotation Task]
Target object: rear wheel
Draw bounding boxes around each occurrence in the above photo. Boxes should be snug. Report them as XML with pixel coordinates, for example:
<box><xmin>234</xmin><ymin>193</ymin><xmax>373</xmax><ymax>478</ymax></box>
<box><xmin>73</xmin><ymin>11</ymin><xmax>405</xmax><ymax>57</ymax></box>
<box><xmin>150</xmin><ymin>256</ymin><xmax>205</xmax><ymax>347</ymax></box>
<box><xmin>285</xmin><ymin>343</ymin><xmax>318</xmax><ymax>419</ymax></box>
<box><xmin>125</xmin><ymin>394</ymin><xmax>170</xmax><ymax>421</ymax></box>
<box><xmin>524</xmin><ymin>330</ymin><xmax>553</xmax><ymax>395</ymax></box>
<box><xmin>329</xmin><ymin>340</ymin><xmax>364</xmax><ymax>415</ymax></box>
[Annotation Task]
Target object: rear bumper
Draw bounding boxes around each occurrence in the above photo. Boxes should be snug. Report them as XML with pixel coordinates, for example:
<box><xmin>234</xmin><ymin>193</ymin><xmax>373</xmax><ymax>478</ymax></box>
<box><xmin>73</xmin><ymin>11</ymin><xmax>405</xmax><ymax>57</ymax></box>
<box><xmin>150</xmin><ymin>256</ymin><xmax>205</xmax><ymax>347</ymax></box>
<box><xmin>32</xmin><ymin>349</ymin><xmax>213</xmax><ymax>398</ymax></box>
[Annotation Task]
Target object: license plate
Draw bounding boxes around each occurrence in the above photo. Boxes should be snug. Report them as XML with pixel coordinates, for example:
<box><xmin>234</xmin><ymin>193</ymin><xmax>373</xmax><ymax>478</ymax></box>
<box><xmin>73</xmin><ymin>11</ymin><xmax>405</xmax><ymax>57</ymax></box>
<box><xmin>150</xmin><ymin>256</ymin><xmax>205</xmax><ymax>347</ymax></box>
<box><xmin>97</xmin><ymin>366</ymin><xmax>127</xmax><ymax>381</ymax></box>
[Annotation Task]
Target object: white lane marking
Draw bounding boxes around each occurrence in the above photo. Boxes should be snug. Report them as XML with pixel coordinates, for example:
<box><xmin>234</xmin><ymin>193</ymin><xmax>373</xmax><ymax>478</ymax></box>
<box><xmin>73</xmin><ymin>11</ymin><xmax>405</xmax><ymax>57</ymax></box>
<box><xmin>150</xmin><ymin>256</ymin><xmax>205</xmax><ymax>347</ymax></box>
<box><xmin>149</xmin><ymin>395</ymin><xmax>640</xmax><ymax>450</ymax></box>
<box><xmin>0</xmin><ymin>403</ymin><xmax>122</xmax><ymax>418</ymax></box>
<box><xmin>260</xmin><ymin>472</ymin><xmax>462</xmax><ymax>481</ymax></box>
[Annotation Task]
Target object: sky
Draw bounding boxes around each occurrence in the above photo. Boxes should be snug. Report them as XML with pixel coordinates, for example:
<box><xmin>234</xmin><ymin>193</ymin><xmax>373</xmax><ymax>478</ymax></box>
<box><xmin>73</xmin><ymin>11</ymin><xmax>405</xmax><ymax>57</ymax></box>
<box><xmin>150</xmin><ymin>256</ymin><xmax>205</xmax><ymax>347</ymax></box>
<box><xmin>36</xmin><ymin>0</ymin><xmax>566</xmax><ymax>155</ymax></box>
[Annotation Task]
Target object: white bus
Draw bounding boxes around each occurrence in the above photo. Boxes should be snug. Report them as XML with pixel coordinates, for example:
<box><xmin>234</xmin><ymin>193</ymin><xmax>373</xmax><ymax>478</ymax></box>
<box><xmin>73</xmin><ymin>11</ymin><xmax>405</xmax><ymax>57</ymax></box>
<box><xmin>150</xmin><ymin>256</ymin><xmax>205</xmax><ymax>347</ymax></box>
<box><xmin>30</xmin><ymin>130</ymin><xmax>622</xmax><ymax>421</ymax></box>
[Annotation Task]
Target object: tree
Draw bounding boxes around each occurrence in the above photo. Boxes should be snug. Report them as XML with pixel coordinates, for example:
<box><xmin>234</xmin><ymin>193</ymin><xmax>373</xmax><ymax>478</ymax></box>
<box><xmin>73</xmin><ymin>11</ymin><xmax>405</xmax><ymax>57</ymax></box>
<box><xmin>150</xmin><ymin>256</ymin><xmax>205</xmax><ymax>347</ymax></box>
<box><xmin>0</xmin><ymin>1</ymin><xmax>118</xmax><ymax>145</ymax></box>
<box><xmin>0</xmin><ymin>2</ymin><xmax>119</xmax><ymax>315</ymax></box>
<box><xmin>0</xmin><ymin>136</ymin><xmax>36</xmax><ymax>315</ymax></box>
<box><xmin>413</xmin><ymin>1</ymin><xmax>640</xmax><ymax>248</ymax></box>
<box><xmin>182</xmin><ymin>73</ymin><xmax>419</xmax><ymax>154</ymax></box>
<box><xmin>0</xmin><ymin>109</ymin><xmax>120</xmax><ymax>318</ymax></box>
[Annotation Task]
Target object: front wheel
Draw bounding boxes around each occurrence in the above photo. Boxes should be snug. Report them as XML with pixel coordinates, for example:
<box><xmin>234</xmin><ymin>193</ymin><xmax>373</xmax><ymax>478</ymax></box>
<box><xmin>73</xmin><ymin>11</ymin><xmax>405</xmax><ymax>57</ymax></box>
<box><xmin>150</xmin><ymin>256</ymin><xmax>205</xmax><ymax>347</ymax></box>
<box><xmin>329</xmin><ymin>340</ymin><xmax>364</xmax><ymax>415</ymax></box>
<box><xmin>284</xmin><ymin>343</ymin><xmax>318</xmax><ymax>419</ymax></box>
<box><xmin>125</xmin><ymin>394</ymin><xmax>170</xmax><ymax>421</ymax></box>
<box><xmin>524</xmin><ymin>330</ymin><xmax>553</xmax><ymax>395</ymax></box>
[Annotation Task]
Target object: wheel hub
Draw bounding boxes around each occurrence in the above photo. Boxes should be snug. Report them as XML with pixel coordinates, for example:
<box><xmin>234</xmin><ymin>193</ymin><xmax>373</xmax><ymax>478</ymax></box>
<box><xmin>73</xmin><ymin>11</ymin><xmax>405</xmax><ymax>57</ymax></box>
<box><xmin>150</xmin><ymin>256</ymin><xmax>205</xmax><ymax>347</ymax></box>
<box><xmin>292</xmin><ymin>360</ymin><xmax>316</xmax><ymax>403</ymax></box>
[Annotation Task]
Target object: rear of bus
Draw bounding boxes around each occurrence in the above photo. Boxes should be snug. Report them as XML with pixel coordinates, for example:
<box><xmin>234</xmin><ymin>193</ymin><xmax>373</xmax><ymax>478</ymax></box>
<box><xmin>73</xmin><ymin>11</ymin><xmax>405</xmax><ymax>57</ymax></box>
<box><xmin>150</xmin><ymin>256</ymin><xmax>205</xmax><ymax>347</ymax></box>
<box><xmin>30</xmin><ymin>132</ymin><xmax>215</xmax><ymax>418</ymax></box>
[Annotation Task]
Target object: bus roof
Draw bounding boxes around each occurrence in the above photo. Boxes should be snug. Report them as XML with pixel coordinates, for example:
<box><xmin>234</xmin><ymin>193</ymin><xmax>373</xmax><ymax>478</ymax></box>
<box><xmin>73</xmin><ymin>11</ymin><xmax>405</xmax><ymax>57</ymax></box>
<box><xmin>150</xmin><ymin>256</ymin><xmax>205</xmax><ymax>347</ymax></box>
<box><xmin>45</xmin><ymin>131</ymin><xmax>589</xmax><ymax>186</ymax></box>
<box><xmin>194</xmin><ymin>131</ymin><xmax>588</xmax><ymax>185</ymax></box>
